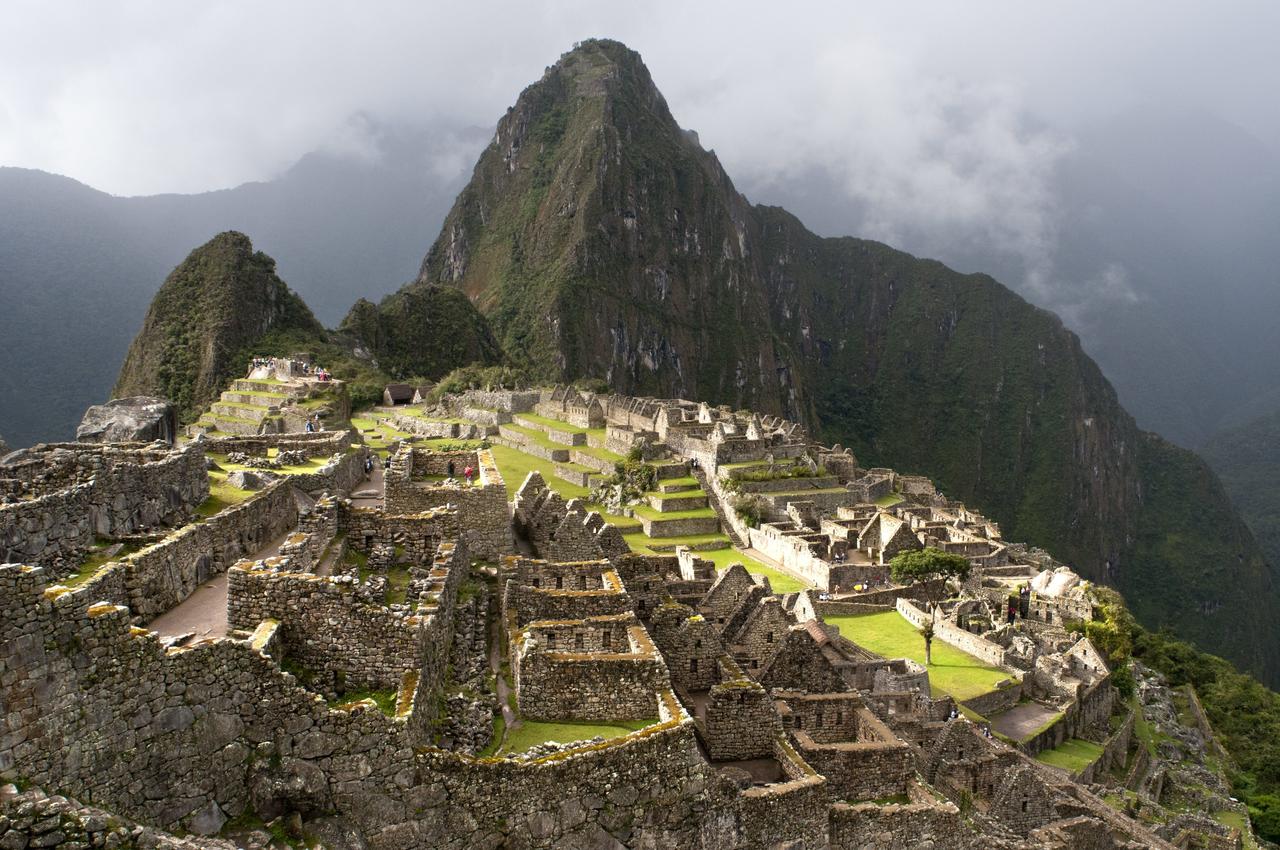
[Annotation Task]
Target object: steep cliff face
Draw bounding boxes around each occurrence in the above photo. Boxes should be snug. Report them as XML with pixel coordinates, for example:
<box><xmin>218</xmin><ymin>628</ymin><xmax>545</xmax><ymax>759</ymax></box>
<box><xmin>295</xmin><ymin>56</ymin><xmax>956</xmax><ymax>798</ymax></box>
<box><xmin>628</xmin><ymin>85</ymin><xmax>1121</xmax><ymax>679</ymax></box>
<box><xmin>412</xmin><ymin>39</ymin><xmax>1280</xmax><ymax>680</ymax></box>
<box><xmin>114</xmin><ymin>231</ymin><xmax>323</xmax><ymax>421</ymax></box>
<box><xmin>339</xmin><ymin>281</ymin><xmax>501</xmax><ymax>380</ymax></box>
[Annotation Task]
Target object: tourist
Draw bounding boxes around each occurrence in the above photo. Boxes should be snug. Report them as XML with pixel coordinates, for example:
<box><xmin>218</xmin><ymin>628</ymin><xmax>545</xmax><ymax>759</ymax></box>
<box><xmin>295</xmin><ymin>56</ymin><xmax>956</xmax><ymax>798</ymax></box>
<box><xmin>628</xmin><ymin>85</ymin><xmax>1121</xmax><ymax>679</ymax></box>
<box><xmin>364</xmin><ymin>455</ymin><xmax>373</xmax><ymax>476</ymax></box>
<box><xmin>464</xmin><ymin>465</ymin><xmax>474</xmax><ymax>485</ymax></box>
<box><xmin>447</xmin><ymin>460</ymin><xmax>456</xmax><ymax>479</ymax></box>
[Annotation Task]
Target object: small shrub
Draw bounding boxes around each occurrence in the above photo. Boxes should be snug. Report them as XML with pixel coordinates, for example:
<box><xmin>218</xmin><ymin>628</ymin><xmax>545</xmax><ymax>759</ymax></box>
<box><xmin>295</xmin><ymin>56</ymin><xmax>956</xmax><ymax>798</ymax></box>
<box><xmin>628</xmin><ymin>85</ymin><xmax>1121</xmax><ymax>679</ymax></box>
<box><xmin>732</xmin><ymin>494</ymin><xmax>770</xmax><ymax>528</ymax></box>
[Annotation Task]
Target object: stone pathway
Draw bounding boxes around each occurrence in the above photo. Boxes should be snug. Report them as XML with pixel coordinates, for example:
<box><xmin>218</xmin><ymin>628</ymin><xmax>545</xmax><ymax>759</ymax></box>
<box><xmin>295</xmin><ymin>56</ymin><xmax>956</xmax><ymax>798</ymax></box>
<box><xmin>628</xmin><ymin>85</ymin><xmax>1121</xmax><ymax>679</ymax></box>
<box><xmin>489</xmin><ymin>612</ymin><xmax>518</xmax><ymax>749</ymax></box>
<box><xmin>350</xmin><ymin>463</ymin><xmax>384</xmax><ymax>510</ymax></box>
<box><xmin>146</xmin><ymin>528</ymin><xmax>293</xmax><ymax>640</ymax></box>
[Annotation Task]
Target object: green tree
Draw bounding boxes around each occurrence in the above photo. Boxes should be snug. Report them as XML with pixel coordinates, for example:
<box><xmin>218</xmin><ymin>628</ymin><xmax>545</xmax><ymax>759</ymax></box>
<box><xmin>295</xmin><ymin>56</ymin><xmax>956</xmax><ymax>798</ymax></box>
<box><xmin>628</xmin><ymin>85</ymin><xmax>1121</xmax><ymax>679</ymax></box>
<box><xmin>890</xmin><ymin>547</ymin><xmax>971</xmax><ymax>584</ymax></box>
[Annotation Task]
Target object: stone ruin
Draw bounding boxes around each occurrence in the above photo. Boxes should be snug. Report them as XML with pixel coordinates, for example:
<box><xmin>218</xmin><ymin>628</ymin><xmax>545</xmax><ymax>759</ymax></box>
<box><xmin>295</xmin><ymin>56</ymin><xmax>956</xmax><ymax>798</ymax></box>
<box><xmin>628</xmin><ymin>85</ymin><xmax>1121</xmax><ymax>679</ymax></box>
<box><xmin>0</xmin><ymin>387</ymin><xmax>1247</xmax><ymax>849</ymax></box>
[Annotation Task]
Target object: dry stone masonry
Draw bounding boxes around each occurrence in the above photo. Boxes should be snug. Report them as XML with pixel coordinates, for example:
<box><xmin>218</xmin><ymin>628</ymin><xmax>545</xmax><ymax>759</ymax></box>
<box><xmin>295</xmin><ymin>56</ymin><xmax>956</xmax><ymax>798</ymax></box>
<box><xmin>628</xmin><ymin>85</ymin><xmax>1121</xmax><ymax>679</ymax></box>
<box><xmin>0</xmin><ymin>383</ymin><xmax>1254</xmax><ymax>849</ymax></box>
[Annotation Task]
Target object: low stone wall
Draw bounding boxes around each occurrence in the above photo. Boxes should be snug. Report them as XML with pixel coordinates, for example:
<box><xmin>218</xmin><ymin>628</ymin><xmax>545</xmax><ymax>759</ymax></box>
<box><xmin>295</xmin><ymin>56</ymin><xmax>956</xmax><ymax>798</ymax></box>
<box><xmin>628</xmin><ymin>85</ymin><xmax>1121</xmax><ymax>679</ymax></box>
<box><xmin>199</xmin><ymin>431</ymin><xmax>350</xmax><ymax>459</ymax></box>
<box><xmin>961</xmin><ymin>680</ymin><xmax>1025</xmax><ymax>718</ymax></box>
<box><xmin>0</xmin><ymin>443</ymin><xmax>209</xmax><ymax>575</ymax></box>
<box><xmin>389</xmin><ymin>414</ymin><xmax>490</xmax><ymax>440</ymax></box>
<box><xmin>286</xmin><ymin>448</ymin><xmax>369</xmax><ymax>493</ymax></box>
<box><xmin>829</xmin><ymin>798</ymin><xmax>966</xmax><ymax>849</ymax></box>
<box><xmin>897</xmin><ymin>598</ymin><xmax>1009</xmax><ymax>669</ymax></box>
<box><xmin>52</xmin><ymin>479</ymin><xmax>297</xmax><ymax>621</ymax></box>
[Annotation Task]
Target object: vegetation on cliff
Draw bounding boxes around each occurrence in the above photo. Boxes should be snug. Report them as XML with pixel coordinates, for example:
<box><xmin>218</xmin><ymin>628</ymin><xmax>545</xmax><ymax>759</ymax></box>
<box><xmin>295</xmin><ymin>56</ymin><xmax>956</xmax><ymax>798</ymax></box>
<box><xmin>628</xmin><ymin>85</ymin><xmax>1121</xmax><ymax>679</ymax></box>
<box><xmin>409</xmin><ymin>39</ymin><xmax>1280</xmax><ymax>684</ymax></box>
<box><xmin>339</xmin><ymin>281</ymin><xmax>501</xmax><ymax>381</ymax></box>
<box><xmin>113</xmin><ymin>232</ymin><xmax>323</xmax><ymax>422</ymax></box>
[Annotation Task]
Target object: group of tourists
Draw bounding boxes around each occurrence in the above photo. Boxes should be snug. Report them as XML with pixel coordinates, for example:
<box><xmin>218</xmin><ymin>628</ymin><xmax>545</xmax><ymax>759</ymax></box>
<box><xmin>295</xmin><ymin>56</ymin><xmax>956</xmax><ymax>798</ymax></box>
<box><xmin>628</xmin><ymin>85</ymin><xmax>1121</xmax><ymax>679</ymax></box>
<box><xmin>1005</xmin><ymin>584</ymin><xmax>1032</xmax><ymax>625</ymax></box>
<box><xmin>303</xmin><ymin>415</ymin><xmax>323</xmax><ymax>433</ymax></box>
<box><xmin>245</xmin><ymin>357</ymin><xmax>331</xmax><ymax>381</ymax></box>
<box><xmin>445</xmin><ymin>460</ymin><xmax>477</xmax><ymax>485</ymax></box>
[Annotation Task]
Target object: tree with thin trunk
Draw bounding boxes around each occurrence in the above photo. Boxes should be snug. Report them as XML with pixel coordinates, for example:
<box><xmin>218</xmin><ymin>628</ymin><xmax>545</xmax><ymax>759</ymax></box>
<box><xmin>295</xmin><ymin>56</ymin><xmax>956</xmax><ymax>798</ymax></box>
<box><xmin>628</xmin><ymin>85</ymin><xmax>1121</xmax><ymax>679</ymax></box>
<box><xmin>921</xmin><ymin>615</ymin><xmax>935</xmax><ymax>666</ymax></box>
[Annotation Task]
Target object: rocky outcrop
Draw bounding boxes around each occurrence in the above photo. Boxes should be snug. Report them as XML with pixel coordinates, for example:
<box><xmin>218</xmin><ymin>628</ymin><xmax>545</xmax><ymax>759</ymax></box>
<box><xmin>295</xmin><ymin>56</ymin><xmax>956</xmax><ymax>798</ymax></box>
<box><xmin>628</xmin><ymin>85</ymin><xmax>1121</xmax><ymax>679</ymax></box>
<box><xmin>411</xmin><ymin>38</ymin><xmax>1280</xmax><ymax>684</ymax></box>
<box><xmin>338</xmin><ymin>281</ymin><xmax>500</xmax><ymax>380</ymax></box>
<box><xmin>113</xmin><ymin>231</ymin><xmax>324</xmax><ymax>423</ymax></box>
<box><xmin>76</xmin><ymin>395</ymin><xmax>178</xmax><ymax>444</ymax></box>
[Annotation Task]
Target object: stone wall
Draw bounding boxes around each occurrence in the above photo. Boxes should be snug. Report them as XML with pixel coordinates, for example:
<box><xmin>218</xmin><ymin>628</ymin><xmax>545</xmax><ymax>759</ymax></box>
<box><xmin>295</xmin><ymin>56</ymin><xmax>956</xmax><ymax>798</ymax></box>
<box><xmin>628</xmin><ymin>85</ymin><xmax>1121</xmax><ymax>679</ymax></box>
<box><xmin>828</xmin><ymin>798</ymin><xmax>969</xmax><ymax>849</ymax></box>
<box><xmin>340</xmin><ymin>503</ymin><xmax>458</xmax><ymax>566</ymax></box>
<box><xmin>457</xmin><ymin>389</ymin><xmax>540</xmax><ymax>413</ymax></box>
<box><xmin>383</xmin><ymin>447</ymin><xmax>511</xmax><ymax>558</ymax></box>
<box><xmin>199</xmin><ymin>431</ymin><xmax>350</xmax><ymax>459</ymax></box>
<box><xmin>0</xmin><ymin>443</ymin><xmax>209</xmax><ymax>575</ymax></box>
<box><xmin>228</xmin><ymin>562</ymin><xmax>425</xmax><ymax>690</ymax></box>
<box><xmin>515</xmin><ymin>617</ymin><xmax>669</xmax><ymax>722</ymax></box>
<box><xmin>897</xmin><ymin>598</ymin><xmax>1010</xmax><ymax>669</ymax></box>
<box><xmin>3</xmin><ymin>564</ymin><xmax>757</xmax><ymax>848</ymax></box>
<box><xmin>51</xmin><ymin>479</ymin><xmax>297</xmax><ymax>622</ymax></box>
<box><xmin>704</xmin><ymin>662</ymin><xmax>781</xmax><ymax>761</ymax></box>
<box><xmin>286</xmin><ymin>448</ymin><xmax>370</xmax><ymax>494</ymax></box>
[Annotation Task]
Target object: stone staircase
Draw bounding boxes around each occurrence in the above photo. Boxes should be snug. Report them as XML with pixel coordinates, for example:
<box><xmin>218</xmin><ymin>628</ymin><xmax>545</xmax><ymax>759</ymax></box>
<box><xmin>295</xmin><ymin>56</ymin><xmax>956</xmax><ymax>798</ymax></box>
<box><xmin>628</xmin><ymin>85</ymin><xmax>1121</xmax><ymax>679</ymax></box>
<box><xmin>692</xmin><ymin>466</ymin><xmax>748</xmax><ymax>548</ymax></box>
<box><xmin>192</xmin><ymin>378</ymin><xmax>339</xmax><ymax>436</ymax></box>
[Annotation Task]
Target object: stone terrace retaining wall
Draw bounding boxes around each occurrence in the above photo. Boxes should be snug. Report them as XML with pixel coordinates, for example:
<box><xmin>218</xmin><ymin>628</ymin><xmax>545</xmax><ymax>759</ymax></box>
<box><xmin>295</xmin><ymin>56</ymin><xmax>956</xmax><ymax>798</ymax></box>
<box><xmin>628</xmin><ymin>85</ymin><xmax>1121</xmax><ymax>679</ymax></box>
<box><xmin>50</xmin><ymin>479</ymin><xmax>297</xmax><ymax>622</ymax></box>
<box><xmin>829</xmin><ymin>798</ymin><xmax>971</xmax><ymax>849</ymax></box>
<box><xmin>0</xmin><ymin>443</ymin><xmax>209</xmax><ymax>575</ymax></box>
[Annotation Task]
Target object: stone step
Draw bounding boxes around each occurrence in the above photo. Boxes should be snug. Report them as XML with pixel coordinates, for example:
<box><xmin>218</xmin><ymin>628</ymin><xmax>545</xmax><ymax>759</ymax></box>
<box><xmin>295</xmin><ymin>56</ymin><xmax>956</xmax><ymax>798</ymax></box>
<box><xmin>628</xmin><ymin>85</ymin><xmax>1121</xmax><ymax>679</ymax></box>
<box><xmin>511</xmin><ymin>414</ymin><xmax>586</xmax><ymax>446</ymax></box>
<box><xmin>495</xmin><ymin>425</ymin><xmax>570</xmax><ymax>462</ymax></box>
<box><xmin>634</xmin><ymin>508</ymin><xmax>721</xmax><ymax>538</ymax></box>
<box><xmin>656</xmin><ymin>476</ymin><xmax>700</xmax><ymax>494</ymax></box>
<box><xmin>645</xmin><ymin>491</ymin><xmax>710</xmax><ymax>513</ymax></box>
<box><xmin>212</xmin><ymin>402</ymin><xmax>272</xmax><ymax>422</ymax></box>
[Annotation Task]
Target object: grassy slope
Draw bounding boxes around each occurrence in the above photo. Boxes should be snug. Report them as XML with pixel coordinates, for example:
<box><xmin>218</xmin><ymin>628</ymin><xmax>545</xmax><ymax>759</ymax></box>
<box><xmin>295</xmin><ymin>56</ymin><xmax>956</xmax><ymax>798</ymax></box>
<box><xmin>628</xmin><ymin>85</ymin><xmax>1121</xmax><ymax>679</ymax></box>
<box><xmin>824</xmin><ymin>611</ymin><xmax>1008</xmax><ymax>702</ymax></box>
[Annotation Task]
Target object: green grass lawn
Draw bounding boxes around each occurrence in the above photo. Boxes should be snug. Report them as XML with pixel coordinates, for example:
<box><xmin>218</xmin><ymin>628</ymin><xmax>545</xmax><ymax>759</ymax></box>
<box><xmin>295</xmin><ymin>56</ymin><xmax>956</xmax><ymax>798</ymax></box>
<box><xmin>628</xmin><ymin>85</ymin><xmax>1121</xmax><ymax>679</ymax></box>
<box><xmin>1035</xmin><ymin>737</ymin><xmax>1105</xmax><ymax>774</ymax></box>
<box><xmin>1214</xmin><ymin>810</ymin><xmax>1259</xmax><ymax>850</ymax></box>
<box><xmin>875</xmin><ymin>492</ymin><xmax>905</xmax><ymax>507</ymax></box>
<box><xmin>622</xmin><ymin>532</ymin><xmax>731</xmax><ymax>551</ymax></box>
<box><xmin>488</xmin><ymin>443</ymin><xmax>634</xmax><ymax>528</ymax></box>
<box><xmin>501</xmin><ymin>718</ymin><xmax>655</xmax><ymax>754</ymax></box>
<box><xmin>208</xmin><ymin>452</ymin><xmax>329</xmax><ymax>475</ymax></box>
<box><xmin>197</xmin><ymin>471</ymin><xmax>255</xmax><ymax>517</ymax></box>
<box><xmin>823</xmin><ymin>611</ymin><xmax>1010</xmax><ymax>701</ymax></box>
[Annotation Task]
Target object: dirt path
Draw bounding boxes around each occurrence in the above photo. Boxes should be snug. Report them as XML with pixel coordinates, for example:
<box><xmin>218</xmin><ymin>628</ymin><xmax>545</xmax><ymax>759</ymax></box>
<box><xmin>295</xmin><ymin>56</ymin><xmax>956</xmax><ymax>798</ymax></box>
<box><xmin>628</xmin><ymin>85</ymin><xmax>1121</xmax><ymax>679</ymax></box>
<box><xmin>146</xmin><ymin>528</ymin><xmax>293</xmax><ymax>640</ymax></box>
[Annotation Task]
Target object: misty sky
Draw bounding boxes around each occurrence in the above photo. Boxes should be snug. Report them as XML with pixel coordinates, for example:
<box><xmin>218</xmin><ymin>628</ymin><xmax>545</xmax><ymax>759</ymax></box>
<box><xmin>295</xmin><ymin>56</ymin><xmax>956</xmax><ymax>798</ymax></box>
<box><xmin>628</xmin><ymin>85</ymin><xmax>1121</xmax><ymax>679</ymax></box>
<box><xmin>4</xmin><ymin>1</ymin><xmax>1279</xmax><ymax>325</ymax></box>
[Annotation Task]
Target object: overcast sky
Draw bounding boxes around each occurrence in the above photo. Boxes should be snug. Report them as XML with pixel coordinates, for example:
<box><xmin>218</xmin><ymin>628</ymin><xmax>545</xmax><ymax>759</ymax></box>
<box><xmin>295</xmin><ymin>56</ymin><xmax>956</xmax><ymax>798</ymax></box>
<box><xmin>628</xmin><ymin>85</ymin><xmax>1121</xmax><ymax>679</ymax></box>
<box><xmin>4</xmin><ymin>0</ymin><xmax>1279</xmax><ymax>320</ymax></box>
<box><xmin>5</xmin><ymin>1</ymin><xmax>1277</xmax><ymax>196</ymax></box>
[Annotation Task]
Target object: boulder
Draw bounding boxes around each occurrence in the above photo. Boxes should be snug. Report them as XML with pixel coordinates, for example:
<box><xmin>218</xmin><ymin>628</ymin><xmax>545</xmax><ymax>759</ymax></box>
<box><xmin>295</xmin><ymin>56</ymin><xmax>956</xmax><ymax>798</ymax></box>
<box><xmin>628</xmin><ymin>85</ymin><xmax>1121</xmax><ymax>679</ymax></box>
<box><xmin>76</xmin><ymin>396</ymin><xmax>177</xmax><ymax>444</ymax></box>
<box><xmin>228</xmin><ymin>469</ymin><xmax>277</xmax><ymax>491</ymax></box>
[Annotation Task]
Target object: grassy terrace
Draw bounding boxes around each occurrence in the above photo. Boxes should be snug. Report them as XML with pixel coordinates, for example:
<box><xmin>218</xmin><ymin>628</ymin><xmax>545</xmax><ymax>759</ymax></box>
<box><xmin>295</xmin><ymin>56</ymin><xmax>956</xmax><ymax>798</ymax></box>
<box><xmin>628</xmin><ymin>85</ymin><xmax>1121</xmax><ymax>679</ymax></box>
<box><xmin>489</xmin><ymin>443</ymin><xmax>639</xmax><ymax>531</ymax></box>
<box><xmin>208</xmin><ymin>452</ymin><xmax>329</xmax><ymax>475</ymax></box>
<box><xmin>1035</xmin><ymin>737</ymin><xmax>1104</xmax><ymax>774</ymax></box>
<box><xmin>822</xmin><ymin>611</ymin><xmax>1009</xmax><ymax>701</ymax></box>
<box><xmin>631</xmin><ymin>504</ymin><xmax>718</xmax><ymax>522</ymax></box>
<box><xmin>197</xmin><ymin>470</ymin><xmax>256</xmax><ymax>516</ymax></box>
<box><xmin>875</xmin><ymin>492</ymin><xmax>905</xmax><ymax>507</ymax></box>
<box><xmin>499</xmin><ymin>717</ymin><xmax>656</xmax><ymax>755</ymax></box>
